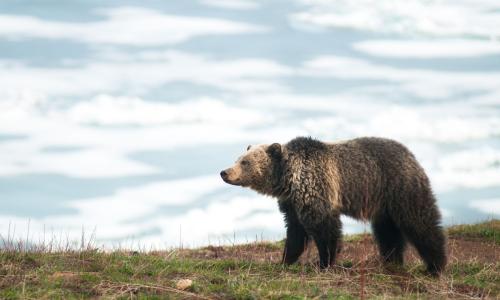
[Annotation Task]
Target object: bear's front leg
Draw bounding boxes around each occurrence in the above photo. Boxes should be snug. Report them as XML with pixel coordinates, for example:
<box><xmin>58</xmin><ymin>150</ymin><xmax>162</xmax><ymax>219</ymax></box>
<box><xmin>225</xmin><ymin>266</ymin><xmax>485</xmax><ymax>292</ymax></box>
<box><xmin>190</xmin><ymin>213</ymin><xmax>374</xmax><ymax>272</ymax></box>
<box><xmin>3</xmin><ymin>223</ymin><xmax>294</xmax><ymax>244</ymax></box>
<box><xmin>308</xmin><ymin>214</ymin><xmax>342</xmax><ymax>269</ymax></box>
<box><xmin>281</xmin><ymin>205</ymin><xmax>309</xmax><ymax>265</ymax></box>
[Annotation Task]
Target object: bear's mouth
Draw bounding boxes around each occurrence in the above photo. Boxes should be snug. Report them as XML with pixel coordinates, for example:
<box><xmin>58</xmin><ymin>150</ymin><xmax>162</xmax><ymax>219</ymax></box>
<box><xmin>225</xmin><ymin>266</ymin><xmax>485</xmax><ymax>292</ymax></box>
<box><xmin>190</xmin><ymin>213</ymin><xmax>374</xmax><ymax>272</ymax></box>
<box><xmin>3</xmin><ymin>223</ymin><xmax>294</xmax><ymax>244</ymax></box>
<box><xmin>222</xmin><ymin>177</ymin><xmax>242</xmax><ymax>186</ymax></box>
<box><xmin>221</xmin><ymin>174</ymin><xmax>242</xmax><ymax>186</ymax></box>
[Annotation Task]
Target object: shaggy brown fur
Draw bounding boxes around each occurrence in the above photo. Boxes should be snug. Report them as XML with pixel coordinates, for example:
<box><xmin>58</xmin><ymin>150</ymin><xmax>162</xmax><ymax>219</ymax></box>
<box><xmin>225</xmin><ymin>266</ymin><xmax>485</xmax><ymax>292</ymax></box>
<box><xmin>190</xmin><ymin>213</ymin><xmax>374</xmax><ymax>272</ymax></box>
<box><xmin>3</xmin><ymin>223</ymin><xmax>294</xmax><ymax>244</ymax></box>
<box><xmin>221</xmin><ymin>137</ymin><xmax>447</xmax><ymax>275</ymax></box>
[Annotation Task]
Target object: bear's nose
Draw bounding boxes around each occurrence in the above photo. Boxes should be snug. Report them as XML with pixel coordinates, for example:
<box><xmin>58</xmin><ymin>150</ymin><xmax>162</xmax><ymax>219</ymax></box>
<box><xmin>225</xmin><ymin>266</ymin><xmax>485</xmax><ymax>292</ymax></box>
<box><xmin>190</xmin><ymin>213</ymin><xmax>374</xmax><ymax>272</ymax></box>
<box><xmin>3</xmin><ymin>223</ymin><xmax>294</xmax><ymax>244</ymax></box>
<box><xmin>220</xmin><ymin>170</ymin><xmax>228</xmax><ymax>179</ymax></box>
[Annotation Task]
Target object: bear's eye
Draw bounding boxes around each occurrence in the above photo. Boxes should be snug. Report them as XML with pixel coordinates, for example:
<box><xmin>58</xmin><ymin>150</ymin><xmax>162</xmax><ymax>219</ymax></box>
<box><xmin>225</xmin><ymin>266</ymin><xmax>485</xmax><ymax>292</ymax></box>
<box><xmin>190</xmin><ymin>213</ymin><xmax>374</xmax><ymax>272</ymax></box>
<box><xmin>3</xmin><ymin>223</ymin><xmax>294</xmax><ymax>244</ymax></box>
<box><xmin>241</xmin><ymin>160</ymin><xmax>250</xmax><ymax>166</ymax></box>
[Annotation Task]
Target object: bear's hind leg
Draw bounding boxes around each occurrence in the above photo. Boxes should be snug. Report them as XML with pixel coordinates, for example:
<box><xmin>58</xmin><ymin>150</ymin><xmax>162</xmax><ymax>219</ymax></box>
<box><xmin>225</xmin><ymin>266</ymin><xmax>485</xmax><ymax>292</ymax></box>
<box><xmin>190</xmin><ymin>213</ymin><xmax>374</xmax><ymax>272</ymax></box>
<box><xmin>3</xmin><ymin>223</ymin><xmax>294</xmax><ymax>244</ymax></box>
<box><xmin>372</xmin><ymin>212</ymin><xmax>406</xmax><ymax>266</ymax></box>
<box><xmin>282</xmin><ymin>208</ymin><xmax>309</xmax><ymax>265</ymax></box>
<box><xmin>397</xmin><ymin>203</ymin><xmax>447</xmax><ymax>275</ymax></box>
<box><xmin>309</xmin><ymin>215</ymin><xmax>342</xmax><ymax>269</ymax></box>
<box><xmin>402</xmin><ymin>223</ymin><xmax>446</xmax><ymax>275</ymax></box>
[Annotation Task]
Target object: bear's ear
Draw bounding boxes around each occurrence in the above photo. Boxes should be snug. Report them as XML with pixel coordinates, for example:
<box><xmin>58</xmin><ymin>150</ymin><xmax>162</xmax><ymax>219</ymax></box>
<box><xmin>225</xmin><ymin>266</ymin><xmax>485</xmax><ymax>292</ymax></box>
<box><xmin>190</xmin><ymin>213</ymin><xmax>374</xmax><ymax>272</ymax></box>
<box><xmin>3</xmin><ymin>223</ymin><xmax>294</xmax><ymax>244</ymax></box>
<box><xmin>247</xmin><ymin>145</ymin><xmax>252</xmax><ymax>151</ymax></box>
<box><xmin>267</xmin><ymin>143</ymin><xmax>282</xmax><ymax>159</ymax></box>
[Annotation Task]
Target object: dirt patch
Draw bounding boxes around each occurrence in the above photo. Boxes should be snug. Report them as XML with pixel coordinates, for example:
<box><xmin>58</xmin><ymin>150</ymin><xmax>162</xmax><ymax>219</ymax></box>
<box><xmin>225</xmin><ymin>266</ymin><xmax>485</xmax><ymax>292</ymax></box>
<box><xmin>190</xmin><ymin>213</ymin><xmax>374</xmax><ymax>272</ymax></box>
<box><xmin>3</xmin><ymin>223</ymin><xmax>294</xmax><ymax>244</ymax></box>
<box><xmin>453</xmin><ymin>283</ymin><xmax>489</xmax><ymax>299</ymax></box>
<box><xmin>447</xmin><ymin>238</ymin><xmax>499</xmax><ymax>263</ymax></box>
<box><xmin>174</xmin><ymin>243</ymin><xmax>283</xmax><ymax>263</ymax></box>
<box><xmin>170</xmin><ymin>235</ymin><xmax>499</xmax><ymax>267</ymax></box>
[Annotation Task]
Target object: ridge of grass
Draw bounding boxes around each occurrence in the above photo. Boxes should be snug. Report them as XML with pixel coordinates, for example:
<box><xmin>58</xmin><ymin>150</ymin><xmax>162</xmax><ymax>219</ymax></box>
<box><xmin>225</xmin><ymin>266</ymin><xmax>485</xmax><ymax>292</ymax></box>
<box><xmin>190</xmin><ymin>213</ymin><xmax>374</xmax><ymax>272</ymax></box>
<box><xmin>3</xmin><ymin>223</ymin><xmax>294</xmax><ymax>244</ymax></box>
<box><xmin>447</xmin><ymin>219</ymin><xmax>500</xmax><ymax>245</ymax></box>
<box><xmin>0</xmin><ymin>220</ymin><xmax>498</xmax><ymax>299</ymax></box>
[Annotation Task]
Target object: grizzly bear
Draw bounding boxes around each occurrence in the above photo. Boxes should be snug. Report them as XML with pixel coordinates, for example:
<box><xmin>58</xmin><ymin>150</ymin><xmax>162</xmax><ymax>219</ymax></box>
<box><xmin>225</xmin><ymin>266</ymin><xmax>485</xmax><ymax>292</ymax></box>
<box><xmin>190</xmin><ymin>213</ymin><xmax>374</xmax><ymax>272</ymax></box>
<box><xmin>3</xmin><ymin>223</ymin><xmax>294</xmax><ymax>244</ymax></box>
<box><xmin>220</xmin><ymin>137</ymin><xmax>447</xmax><ymax>275</ymax></box>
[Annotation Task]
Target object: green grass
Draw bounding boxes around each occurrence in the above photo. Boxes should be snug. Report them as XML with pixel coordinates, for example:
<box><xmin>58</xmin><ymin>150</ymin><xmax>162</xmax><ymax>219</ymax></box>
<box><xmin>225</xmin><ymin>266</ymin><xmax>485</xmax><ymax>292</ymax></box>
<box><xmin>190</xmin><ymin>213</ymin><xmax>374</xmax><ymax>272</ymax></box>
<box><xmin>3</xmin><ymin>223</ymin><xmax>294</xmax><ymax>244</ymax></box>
<box><xmin>0</xmin><ymin>220</ymin><xmax>498</xmax><ymax>299</ymax></box>
<box><xmin>1</xmin><ymin>252</ymin><xmax>497</xmax><ymax>299</ymax></box>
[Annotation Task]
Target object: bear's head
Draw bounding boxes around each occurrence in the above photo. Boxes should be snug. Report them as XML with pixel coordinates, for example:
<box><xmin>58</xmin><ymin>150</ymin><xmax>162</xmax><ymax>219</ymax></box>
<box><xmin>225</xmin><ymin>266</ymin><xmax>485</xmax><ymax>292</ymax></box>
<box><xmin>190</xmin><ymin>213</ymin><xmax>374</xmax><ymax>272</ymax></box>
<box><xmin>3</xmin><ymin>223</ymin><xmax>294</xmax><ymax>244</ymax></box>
<box><xmin>220</xmin><ymin>143</ymin><xmax>282</xmax><ymax>195</ymax></box>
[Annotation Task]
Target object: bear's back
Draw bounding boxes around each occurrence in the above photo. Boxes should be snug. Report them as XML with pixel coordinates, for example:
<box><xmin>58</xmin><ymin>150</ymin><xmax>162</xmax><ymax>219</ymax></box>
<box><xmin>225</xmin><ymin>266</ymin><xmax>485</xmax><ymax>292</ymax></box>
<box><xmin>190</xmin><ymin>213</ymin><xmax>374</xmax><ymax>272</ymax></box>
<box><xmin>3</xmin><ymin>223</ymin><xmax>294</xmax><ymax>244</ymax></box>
<box><xmin>328</xmin><ymin>137</ymin><xmax>427</xmax><ymax>219</ymax></box>
<box><xmin>346</xmin><ymin>137</ymin><xmax>425</xmax><ymax>182</ymax></box>
<box><xmin>330</xmin><ymin>137</ymin><xmax>419</xmax><ymax>173</ymax></box>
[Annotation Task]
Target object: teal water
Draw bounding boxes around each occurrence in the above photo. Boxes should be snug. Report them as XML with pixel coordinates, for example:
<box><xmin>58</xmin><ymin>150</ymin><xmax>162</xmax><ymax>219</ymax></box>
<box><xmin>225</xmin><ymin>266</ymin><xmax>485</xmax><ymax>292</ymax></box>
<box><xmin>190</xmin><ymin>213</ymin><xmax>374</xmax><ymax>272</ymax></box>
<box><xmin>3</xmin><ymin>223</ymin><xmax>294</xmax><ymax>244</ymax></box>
<box><xmin>0</xmin><ymin>0</ymin><xmax>499</xmax><ymax>248</ymax></box>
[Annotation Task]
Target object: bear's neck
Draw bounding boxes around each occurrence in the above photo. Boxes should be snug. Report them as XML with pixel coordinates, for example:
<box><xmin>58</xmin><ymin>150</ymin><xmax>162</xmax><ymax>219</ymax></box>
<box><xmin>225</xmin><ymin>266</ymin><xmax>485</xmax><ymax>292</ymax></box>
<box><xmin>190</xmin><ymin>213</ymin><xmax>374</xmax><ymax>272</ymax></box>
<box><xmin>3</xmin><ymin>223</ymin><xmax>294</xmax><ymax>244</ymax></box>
<box><xmin>269</xmin><ymin>154</ymin><xmax>302</xmax><ymax>200</ymax></box>
<box><xmin>249</xmin><ymin>159</ymin><xmax>287</xmax><ymax>199</ymax></box>
<box><xmin>268</xmin><ymin>158</ymin><xmax>290</xmax><ymax>199</ymax></box>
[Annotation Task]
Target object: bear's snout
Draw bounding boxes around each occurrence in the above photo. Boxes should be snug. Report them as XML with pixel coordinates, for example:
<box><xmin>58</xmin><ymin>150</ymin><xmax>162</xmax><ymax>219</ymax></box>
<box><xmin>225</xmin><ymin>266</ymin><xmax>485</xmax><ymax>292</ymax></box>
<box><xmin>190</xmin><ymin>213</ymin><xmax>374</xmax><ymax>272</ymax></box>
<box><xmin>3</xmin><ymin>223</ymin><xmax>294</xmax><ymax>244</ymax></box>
<box><xmin>220</xmin><ymin>168</ymin><xmax>240</xmax><ymax>185</ymax></box>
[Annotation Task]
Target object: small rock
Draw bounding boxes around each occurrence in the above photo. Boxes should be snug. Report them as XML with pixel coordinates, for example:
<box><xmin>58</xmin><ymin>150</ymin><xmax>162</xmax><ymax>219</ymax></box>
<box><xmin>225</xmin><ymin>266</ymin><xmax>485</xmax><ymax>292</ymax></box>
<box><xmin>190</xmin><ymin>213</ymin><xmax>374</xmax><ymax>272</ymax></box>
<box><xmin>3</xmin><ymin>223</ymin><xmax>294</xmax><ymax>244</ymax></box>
<box><xmin>176</xmin><ymin>279</ymin><xmax>193</xmax><ymax>290</ymax></box>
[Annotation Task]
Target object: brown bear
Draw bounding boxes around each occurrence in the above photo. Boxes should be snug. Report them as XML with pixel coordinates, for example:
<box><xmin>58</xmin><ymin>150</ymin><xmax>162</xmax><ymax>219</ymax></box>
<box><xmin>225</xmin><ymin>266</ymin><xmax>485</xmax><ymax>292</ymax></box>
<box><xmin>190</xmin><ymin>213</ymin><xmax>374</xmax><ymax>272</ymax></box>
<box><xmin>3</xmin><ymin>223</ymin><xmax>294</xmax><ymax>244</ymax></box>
<box><xmin>220</xmin><ymin>136</ymin><xmax>447</xmax><ymax>275</ymax></box>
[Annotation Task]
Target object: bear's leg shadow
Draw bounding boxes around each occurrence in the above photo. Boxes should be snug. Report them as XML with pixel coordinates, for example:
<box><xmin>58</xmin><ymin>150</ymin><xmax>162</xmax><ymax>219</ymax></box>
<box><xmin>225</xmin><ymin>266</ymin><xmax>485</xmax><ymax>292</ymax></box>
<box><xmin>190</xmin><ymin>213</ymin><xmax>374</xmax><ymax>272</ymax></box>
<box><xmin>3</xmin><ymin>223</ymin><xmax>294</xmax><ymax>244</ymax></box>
<box><xmin>308</xmin><ymin>215</ymin><xmax>342</xmax><ymax>269</ymax></box>
<box><xmin>372</xmin><ymin>211</ymin><xmax>406</xmax><ymax>266</ymax></box>
<box><xmin>393</xmin><ymin>198</ymin><xmax>447</xmax><ymax>275</ymax></box>
<box><xmin>282</xmin><ymin>209</ymin><xmax>309</xmax><ymax>265</ymax></box>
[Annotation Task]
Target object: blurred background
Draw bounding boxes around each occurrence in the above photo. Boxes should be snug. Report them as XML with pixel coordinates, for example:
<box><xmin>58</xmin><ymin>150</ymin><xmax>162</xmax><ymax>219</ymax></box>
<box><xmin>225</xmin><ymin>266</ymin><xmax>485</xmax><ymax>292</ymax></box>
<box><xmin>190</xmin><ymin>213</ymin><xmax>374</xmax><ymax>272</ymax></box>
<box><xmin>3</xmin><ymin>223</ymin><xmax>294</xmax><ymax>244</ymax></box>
<box><xmin>0</xmin><ymin>0</ymin><xmax>499</xmax><ymax>249</ymax></box>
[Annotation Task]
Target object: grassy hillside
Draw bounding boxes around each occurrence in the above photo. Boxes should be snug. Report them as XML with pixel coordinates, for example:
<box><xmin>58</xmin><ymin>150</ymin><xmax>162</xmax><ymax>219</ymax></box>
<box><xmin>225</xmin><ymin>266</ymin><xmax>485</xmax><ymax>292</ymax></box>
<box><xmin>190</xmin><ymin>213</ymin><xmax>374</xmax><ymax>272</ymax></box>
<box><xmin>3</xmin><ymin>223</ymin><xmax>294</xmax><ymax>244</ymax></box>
<box><xmin>1</xmin><ymin>220</ymin><xmax>498</xmax><ymax>299</ymax></box>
